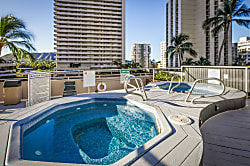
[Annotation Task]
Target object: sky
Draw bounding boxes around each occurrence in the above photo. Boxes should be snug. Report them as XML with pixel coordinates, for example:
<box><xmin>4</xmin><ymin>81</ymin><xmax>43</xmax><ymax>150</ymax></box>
<box><xmin>0</xmin><ymin>0</ymin><xmax>250</xmax><ymax>61</ymax></box>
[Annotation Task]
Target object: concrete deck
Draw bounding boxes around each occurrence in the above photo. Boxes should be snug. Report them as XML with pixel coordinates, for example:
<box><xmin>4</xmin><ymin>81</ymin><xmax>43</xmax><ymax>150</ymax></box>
<box><xmin>0</xmin><ymin>82</ymin><xmax>247</xmax><ymax>166</ymax></box>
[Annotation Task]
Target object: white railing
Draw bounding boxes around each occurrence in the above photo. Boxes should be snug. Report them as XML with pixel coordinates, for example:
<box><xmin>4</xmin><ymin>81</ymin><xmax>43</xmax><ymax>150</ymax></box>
<box><xmin>168</xmin><ymin>75</ymin><xmax>181</xmax><ymax>94</ymax></box>
<box><xmin>124</xmin><ymin>74</ymin><xmax>148</xmax><ymax>101</ymax></box>
<box><xmin>185</xmin><ymin>77</ymin><xmax>226</xmax><ymax>104</ymax></box>
<box><xmin>182</xmin><ymin>66</ymin><xmax>249</xmax><ymax>98</ymax></box>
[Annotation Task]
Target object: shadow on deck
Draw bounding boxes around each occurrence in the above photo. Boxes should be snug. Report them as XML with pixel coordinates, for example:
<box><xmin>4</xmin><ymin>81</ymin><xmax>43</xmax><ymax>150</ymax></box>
<box><xmin>0</xmin><ymin>101</ymin><xmax>26</xmax><ymax>116</ymax></box>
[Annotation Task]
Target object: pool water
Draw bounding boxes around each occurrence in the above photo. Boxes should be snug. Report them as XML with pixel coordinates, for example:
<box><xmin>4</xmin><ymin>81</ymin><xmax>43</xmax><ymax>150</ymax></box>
<box><xmin>159</xmin><ymin>82</ymin><xmax>217</xmax><ymax>95</ymax></box>
<box><xmin>22</xmin><ymin>99</ymin><xmax>158</xmax><ymax>165</ymax></box>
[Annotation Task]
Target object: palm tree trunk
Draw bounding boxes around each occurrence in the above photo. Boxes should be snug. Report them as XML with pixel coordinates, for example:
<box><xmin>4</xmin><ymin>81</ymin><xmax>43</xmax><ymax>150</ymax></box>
<box><xmin>217</xmin><ymin>37</ymin><xmax>225</xmax><ymax>65</ymax></box>
<box><xmin>217</xmin><ymin>23</ymin><xmax>230</xmax><ymax>65</ymax></box>
<box><xmin>178</xmin><ymin>54</ymin><xmax>181</xmax><ymax>67</ymax></box>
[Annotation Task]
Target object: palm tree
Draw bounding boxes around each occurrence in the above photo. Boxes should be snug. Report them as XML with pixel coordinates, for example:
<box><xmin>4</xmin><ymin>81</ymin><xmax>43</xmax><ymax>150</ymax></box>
<box><xmin>182</xmin><ymin>58</ymin><xmax>195</xmax><ymax>65</ymax></box>
<box><xmin>0</xmin><ymin>14</ymin><xmax>36</xmax><ymax>61</ymax></box>
<box><xmin>195</xmin><ymin>57</ymin><xmax>211</xmax><ymax>66</ymax></box>
<box><xmin>202</xmin><ymin>0</ymin><xmax>250</xmax><ymax>65</ymax></box>
<box><xmin>166</xmin><ymin>33</ymin><xmax>197</xmax><ymax>66</ymax></box>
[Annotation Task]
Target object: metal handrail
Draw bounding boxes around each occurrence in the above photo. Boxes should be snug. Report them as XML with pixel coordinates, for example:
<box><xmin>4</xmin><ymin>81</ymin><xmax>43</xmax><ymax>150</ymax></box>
<box><xmin>124</xmin><ymin>74</ymin><xmax>148</xmax><ymax>101</ymax></box>
<box><xmin>168</xmin><ymin>75</ymin><xmax>181</xmax><ymax>93</ymax></box>
<box><xmin>185</xmin><ymin>77</ymin><xmax>225</xmax><ymax>104</ymax></box>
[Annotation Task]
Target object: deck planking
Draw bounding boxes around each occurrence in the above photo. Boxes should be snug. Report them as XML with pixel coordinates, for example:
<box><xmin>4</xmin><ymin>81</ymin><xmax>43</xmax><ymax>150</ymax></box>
<box><xmin>0</xmin><ymin>85</ymin><xmax>247</xmax><ymax>166</ymax></box>
<box><xmin>201</xmin><ymin>99</ymin><xmax>250</xmax><ymax>166</ymax></box>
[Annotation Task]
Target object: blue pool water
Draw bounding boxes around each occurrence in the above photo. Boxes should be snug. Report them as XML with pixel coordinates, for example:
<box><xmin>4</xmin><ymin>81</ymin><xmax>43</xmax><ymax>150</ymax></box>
<box><xmin>22</xmin><ymin>99</ymin><xmax>158</xmax><ymax>165</ymax></box>
<box><xmin>158</xmin><ymin>82</ymin><xmax>217</xmax><ymax>95</ymax></box>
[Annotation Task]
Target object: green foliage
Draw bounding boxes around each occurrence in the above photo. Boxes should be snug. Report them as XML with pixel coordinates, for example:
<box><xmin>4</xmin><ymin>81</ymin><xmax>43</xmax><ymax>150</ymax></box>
<box><xmin>166</xmin><ymin>33</ymin><xmax>197</xmax><ymax>66</ymax></box>
<box><xmin>155</xmin><ymin>71</ymin><xmax>185</xmax><ymax>81</ymax></box>
<box><xmin>17</xmin><ymin>68</ymin><xmax>25</xmax><ymax>73</ymax></box>
<box><xmin>113</xmin><ymin>60</ymin><xmax>142</xmax><ymax>69</ymax></box>
<box><xmin>16</xmin><ymin>60</ymin><xmax>56</xmax><ymax>71</ymax></box>
<box><xmin>0</xmin><ymin>14</ymin><xmax>36</xmax><ymax>61</ymax></box>
<box><xmin>182</xmin><ymin>58</ymin><xmax>195</xmax><ymax>65</ymax></box>
<box><xmin>182</xmin><ymin>57</ymin><xmax>211</xmax><ymax>66</ymax></box>
<box><xmin>194</xmin><ymin>57</ymin><xmax>211</xmax><ymax>66</ymax></box>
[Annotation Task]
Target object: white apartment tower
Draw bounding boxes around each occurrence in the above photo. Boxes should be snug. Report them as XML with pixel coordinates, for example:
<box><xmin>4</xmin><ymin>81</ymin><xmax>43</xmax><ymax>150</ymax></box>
<box><xmin>54</xmin><ymin>0</ymin><xmax>125</xmax><ymax>69</ymax></box>
<box><xmin>238</xmin><ymin>37</ymin><xmax>250</xmax><ymax>64</ymax></box>
<box><xmin>166</xmin><ymin>0</ymin><xmax>232</xmax><ymax>67</ymax></box>
<box><xmin>160</xmin><ymin>41</ymin><xmax>167</xmax><ymax>68</ymax></box>
<box><xmin>131</xmin><ymin>44</ymin><xmax>151</xmax><ymax>68</ymax></box>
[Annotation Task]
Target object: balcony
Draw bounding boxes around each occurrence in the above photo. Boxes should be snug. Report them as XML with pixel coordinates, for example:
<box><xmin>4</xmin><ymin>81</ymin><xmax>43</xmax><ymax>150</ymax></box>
<box><xmin>55</xmin><ymin>56</ymin><xmax>122</xmax><ymax>59</ymax></box>
<box><xmin>55</xmin><ymin>38</ymin><xmax>122</xmax><ymax>43</ymax></box>
<box><xmin>55</xmin><ymin>0</ymin><xmax>122</xmax><ymax>8</ymax></box>
<box><xmin>55</xmin><ymin>20</ymin><xmax>121</xmax><ymax>27</ymax></box>
<box><xmin>55</xmin><ymin>52</ymin><xmax>122</xmax><ymax>55</ymax></box>
<box><xmin>54</xmin><ymin>16</ymin><xmax>122</xmax><ymax>23</ymax></box>
<box><xmin>54</xmin><ymin>12</ymin><xmax>122</xmax><ymax>19</ymax></box>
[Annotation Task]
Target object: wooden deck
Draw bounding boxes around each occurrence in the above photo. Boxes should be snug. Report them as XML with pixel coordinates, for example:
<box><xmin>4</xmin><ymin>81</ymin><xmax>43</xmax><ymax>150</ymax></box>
<box><xmin>201</xmin><ymin>99</ymin><xmax>250</xmax><ymax>166</ymax></box>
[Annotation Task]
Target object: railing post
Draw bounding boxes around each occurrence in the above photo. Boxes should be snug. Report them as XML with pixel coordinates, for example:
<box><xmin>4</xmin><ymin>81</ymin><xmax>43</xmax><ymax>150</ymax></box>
<box><xmin>245</xmin><ymin>67</ymin><xmax>249</xmax><ymax>98</ymax></box>
<box><xmin>153</xmin><ymin>68</ymin><xmax>155</xmax><ymax>82</ymax></box>
<box><xmin>181</xmin><ymin>66</ymin><xmax>183</xmax><ymax>82</ymax></box>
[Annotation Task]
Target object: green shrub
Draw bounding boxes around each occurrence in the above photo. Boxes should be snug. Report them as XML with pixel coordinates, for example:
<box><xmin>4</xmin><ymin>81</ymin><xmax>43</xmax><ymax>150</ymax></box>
<box><xmin>155</xmin><ymin>71</ymin><xmax>185</xmax><ymax>82</ymax></box>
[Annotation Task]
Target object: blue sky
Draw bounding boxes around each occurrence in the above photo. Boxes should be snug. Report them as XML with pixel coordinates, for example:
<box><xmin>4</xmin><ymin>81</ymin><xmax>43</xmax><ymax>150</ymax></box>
<box><xmin>0</xmin><ymin>0</ymin><xmax>250</xmax><ymax>61</ymax></box>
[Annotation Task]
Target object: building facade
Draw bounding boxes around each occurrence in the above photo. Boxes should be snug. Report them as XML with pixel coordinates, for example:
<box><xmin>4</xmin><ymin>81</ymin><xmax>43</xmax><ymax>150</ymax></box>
<box><xmin>238</xmin><ymin>37</ymin><xmax>250</xmax><ymax>65</ymax></box>
<box><xmin>232</xmin><ymin>43</ymin><xmax>238</xmax><ymax>64</ymax></box>
<box><xmin>166</xmin><ymin>0</ymin><xmax>232</xmax><ymax>67</ymax></box>
<box><xmin>54</xmin><ymin>0</ymin><xmax>125</xmax><ymax>70</ymax></box>
<box><xmin>131</xmin><ymin>43</ymin><xmax>151</xmax><ymax>68</ymax></box>
<box><xmin>160</xmin><ymin>41</ymin><xmax>167</xmax><ymax>68</ymax></box>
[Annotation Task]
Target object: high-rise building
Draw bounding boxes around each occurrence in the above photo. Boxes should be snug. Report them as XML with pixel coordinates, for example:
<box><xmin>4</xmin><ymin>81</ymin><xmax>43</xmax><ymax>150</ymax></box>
<box><xmin>166</xmin><ymin>0</ymin><xmax>232</xmax><ymax>67</ymax></box>
<box><xmin>238</xmin><ymin>37</ymin><xmax>250</xmax><ymax>65</ymax></box>
<box><xmin>131</xmin><ymin>43</ymin><xmax>151</xmax><ymax>68</ymax></box>
<box><xmin>54</xmin><ymin>0</ymin><xmax>125</xmax><ymax>70</ymax></box>
<box><xmin>160</xmin><ymin>41</ymin><xmax>167</xmax><ymax>68</ymax></box>
<box><xmin>232</xmin><ymin>43</ymin><xmax>238</xmax><ymax>64</ymax></box>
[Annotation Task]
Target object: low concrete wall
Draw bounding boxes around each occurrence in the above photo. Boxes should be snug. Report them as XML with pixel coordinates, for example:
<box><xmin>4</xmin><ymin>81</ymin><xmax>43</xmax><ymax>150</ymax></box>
<box><xmin>0</xmin><ymin>77</ymin><xmax>149</xmax><ymax>102</ymax></box>
<box><xmin>199</xmin><ymin>96</ymin><xmax>246</xmax><ymax>127</ymax></box>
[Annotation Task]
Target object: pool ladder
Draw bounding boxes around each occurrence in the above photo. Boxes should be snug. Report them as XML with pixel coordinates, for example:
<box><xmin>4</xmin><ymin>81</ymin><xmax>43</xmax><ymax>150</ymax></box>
<box><xmin>168</xmin><ymin>75</ymin><xmax>181</xmax><ymax>94</ymax></box>
<box><xmin>124</xmin><ymin>74</ymin><xmax>148</xmax><ymax>101</ymax></box>
<box><xmin>185</xmin><ymin>77</ymin><xmax>225</xmax><ymax>104</ymax></box>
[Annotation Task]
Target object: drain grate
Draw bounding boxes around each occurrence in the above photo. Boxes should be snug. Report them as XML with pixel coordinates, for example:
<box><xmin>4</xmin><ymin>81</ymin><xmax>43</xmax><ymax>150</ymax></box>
<box><xmin>168</xmin><ymin>115</ymin><xmax>192</xmax><ymax>125</ymax></box>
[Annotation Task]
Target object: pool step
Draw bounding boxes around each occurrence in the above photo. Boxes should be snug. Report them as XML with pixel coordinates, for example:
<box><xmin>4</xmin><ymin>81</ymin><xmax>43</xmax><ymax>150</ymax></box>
<box><xmin>63</xmin><ymin>91</ymin><xmax>77</xmax><ymax>97</ymax></box>
<box><xmin>63</xmin><ymin>81</ymin><xmax>77</xmax><ymax>97</ymax></box>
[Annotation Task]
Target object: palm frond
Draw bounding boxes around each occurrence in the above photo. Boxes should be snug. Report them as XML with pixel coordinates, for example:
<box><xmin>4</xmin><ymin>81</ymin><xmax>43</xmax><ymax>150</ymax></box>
<box><xmin>216</xmin><ymin>8</ymin><xmax>227</xmax><ymax>17</ymax></box>
<box><xmin>6</xmin><ymin>30</ymin><xmax>34</xmax><ymax>42</ymax></box>
<box><xmin>233</xmin><ymin>18</ymin><xmax>250</xmax><ymax>28</ymax></box>
<box><xmin>202</xmin><ymin>16</ymin><xmax>223</xmax><ymax>30</ymax></box>
<box><xmin>211</xmin><ymin>22</ymin><xmax>226</xmax><ymax>37</ymax></box>
<box><xmin>166</xmin><ymin>46</ymin><xmax>176</xmax><ymax>53</ymax></box>
<box><xmin>185</xmin><ymin>48</ymin><xmax>197</xmax><ymax>58</ymax></box>
<box><xmin>180</xmin><ymin>42</ymin><xmax>193</xmax><ymax>48</ymax></box>
<box><xmin>178</xmin><ymin>33</ymin><xmax>189</xmax><ymax>42</ymax></box>
<box><xmin>1</xmin><ymin>15</ymin><xmax>26</xmax><ymax>36</ymax></box>
<box><xmin>0</xmin><ymin>14</ymin><xmax>35</xmax><ymax>59</ymax></box>
<box><xmin>233</xmin><ymin>3</ymin><xmax>250</xmax><ymax>17</ymax></box>
<box><xmin>11</xmin><ymin>40</ymin><xmax>36</xmax><ymax>51</ymax></box>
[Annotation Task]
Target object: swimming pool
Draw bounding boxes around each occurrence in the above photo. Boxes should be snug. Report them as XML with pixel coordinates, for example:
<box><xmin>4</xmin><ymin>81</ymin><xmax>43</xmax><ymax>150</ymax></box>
<box><xmin>158</xmin><ymin>82</ymin><xmax>218</xmax><ymax>95</ymax></box>
<box><xmin>7</xmin><ymin>98</ymin><xmax>171</xmax><ymax>165</ymax></box>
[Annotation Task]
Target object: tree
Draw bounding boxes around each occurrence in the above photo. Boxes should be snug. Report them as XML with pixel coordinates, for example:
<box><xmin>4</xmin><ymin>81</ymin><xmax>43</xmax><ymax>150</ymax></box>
<box><xmin>113</xmin><ymin>60</ymin><xmax>122</xmax><ymax>69</ymax></box>
<box><xmin>202</xmin><ymin>0</ymin><xmax>250</xmax><ymax>65</ymax></box>
<box><xmin>182</xmin><ymin>58</ymin><xmax>195</xmax><ymax>65</ymax></box>
<box><xmin>166</xmin><ymin>33</ymin><xmax>197</xmax><ymax>66</ymax></box>
<box><xmin>0</xmin><ymin>14</ymin><xmax>36</xmax><ymax>61</ymax></box>
<box><xmin>195</xmin><ymin>57</ymin><xmax>211</xmax><ymax>66</ymax></box>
